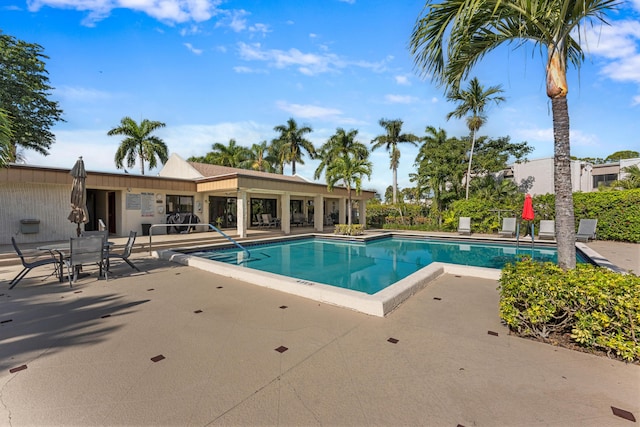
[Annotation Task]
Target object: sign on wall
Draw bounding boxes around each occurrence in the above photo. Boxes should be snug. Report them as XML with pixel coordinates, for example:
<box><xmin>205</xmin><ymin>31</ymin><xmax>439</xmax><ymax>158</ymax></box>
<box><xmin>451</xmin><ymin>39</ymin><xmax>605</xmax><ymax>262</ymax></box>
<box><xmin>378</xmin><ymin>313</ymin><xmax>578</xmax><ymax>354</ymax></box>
<box><xmin>141</xmin><ymin>192</ymin><xmax>155</xmax><ymax>217</ymax></box>
<box><xmin>126</xmin><ymin>193</ymin><xmax>141</xmax><ymax>210</ymax></box>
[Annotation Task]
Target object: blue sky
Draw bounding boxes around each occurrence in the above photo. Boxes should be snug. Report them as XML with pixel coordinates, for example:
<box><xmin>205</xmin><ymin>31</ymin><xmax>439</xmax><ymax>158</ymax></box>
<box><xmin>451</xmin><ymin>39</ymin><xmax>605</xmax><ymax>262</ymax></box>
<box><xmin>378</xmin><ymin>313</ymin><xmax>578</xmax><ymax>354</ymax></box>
<box><xmin>2</xmin><ymin>0</ymin><xmax>640</xmax><ymax>195</ymax></box>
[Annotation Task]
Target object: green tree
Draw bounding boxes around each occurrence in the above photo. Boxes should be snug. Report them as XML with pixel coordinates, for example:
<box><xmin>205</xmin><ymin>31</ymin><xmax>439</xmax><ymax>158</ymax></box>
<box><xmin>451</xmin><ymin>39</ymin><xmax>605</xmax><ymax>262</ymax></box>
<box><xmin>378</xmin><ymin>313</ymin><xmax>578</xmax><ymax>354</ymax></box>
<box><xmin>268</xmin><ymin>137</ymin><xmax>287</xmax><ymax>174</ymax></box>
<box><xmin>371</xmin><ymin>118</ymin><xmax>419</xmax><ymax>204</ymax></box>
<box><xmin>605</xmin><ymin>150</ymin><xmax>640</xmax><ymax>162</ymax></box>
<box><xmin>107</xmin><ymin>117</ymin><xmax>168</xmax><ymax>175</ymax></box>
<box><xmin>410</xmin><ymin>0</ymin><xmax>618</xmax><ymax>269</ymax></box>
<box><xmin>0</xmin><ymin>109</ymin><xmax>12</xmax><ymax>168</ymax></box>
<box><xmin>325</xmin><ymin>152</ymin><xmax>373</xmax><ymax>225</ymax></box>
<box><xmin>412</xmin><ymin>126</ymin><xmax>467</xmax><ymax>218</ymax></box>
<box><xmin>190</xmin><ymin>139</ymin><xmax>251</xmax><ymax>168</ymax></box>
<box><xmin>572</xmin><ymin>156</ymin><xmax>605</xmax><ymax>164</ymax></box>
<box><xmin>472</xmin><ymin>136</ymin><xmax>532</xmax><ymax>174</ymax></box>
<box><xmin>446</xmin><ymin>77</ymin><xmax>505</xmax><ymax>199</ymax></box>
<box><xmin>314</xmin><ymin>128</ymin><xmax>368</xmax><ymax>180</ymax></box>
<box><xmin>247</xmin><ymin>140</ymin><xmax>276</xmax><ymax>172</ymax></box>
<box><xmin>613</xmin><ymin>164</ymin><xmax>640</xmax><ymax>189</ymax></box>
<box><xmin>384</xmin><ymin>185</ymin><xmax>394</xmax><ymax>204</ymax></box>
<box><xmin>0</xmin><ymin>34</ymin><xmax>64</xmax><ymax>161</ymax></box>
<box><xmin>273</xmin><ymin>118</ymin><xmax>315</xmax><ymax>175</ymax></box>
<box><xmin>471</xmin><ymin>175</ymin><xmax>520</xmax><ymax>202</ymax></box>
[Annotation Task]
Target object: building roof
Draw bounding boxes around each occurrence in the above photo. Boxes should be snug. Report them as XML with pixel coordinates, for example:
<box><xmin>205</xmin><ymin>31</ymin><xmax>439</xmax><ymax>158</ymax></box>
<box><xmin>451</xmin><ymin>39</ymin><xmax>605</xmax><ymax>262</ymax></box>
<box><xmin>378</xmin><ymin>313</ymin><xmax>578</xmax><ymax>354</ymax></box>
<box><xmin>189</xmin><ymin>162</ymin><xmax>309</xmax><ymax>184</ymax></box>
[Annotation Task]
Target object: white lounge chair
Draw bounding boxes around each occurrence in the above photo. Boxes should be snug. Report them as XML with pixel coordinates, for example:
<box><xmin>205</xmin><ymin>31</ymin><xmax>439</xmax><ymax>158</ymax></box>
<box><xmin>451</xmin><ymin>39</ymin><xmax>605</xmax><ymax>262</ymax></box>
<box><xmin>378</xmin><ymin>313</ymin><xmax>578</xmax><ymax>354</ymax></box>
<box><xmin>262</xmin><ymin>213</ymin><xmax>280</xmax><ymax>228</ymax></box>
<box><xmin>538</xmin><ymin>220</ymin><xmax>556</xmax><ymax>240</ymax></box>
<box><xmin>499</xmin><ymin>217</ymin><xmax>517</xmax><ymax>237</ymax></box>
<box><xmin>458</xmin><ymin>217</ymin><xmax>471</xmax><ymax>235</ymax></box>
<box><xmin>576</xmin><ymin>219</ymin><xmax>598</xmax><ymax>242</ymax></box>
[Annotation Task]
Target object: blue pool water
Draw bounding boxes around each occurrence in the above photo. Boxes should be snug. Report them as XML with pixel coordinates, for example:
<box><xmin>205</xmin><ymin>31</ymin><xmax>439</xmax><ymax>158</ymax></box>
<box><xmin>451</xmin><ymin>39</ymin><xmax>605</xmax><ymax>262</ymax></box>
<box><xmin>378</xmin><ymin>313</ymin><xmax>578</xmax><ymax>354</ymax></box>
<box><xmin>189</xmin><ymin>237</ymin><xmax>587</xmax><ymax>295</ymax></box>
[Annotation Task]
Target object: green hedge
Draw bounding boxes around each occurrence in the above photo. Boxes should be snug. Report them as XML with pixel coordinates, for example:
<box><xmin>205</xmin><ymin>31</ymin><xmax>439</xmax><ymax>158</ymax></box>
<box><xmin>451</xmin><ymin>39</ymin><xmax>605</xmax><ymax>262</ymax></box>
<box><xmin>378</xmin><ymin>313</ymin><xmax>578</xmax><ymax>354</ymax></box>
<box><xmin>499</xmin><ymin>259</ymin><xmax>640</xmax><ymax>362</ymax></box>
<box><xmin>367</xmin><ymin>189</ymin><xmax>640</xmax><ymax>242</ymax></box>
<box><xmin>448</xmin><ymin>189</ymin><xmax>640</xmax><ymax>242</ymax></box>
<box><xmin>573</xmin><ymin>189</ymin><xmax>640</xmax><ymax>242</ymax></box>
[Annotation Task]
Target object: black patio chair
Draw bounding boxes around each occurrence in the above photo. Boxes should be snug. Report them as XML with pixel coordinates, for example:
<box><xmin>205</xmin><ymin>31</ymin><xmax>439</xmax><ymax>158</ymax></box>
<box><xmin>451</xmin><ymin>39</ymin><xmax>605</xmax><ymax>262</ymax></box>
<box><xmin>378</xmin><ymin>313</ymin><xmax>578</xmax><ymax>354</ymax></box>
<box><xmin>10</xmin><ymin>237</ymin><xmax>60</xmax><ymax>289</ymax></box>
<box><xmin>108</xmin><ymin>231</ymin><xmax>140</xmax><ymax>271</ymax></box>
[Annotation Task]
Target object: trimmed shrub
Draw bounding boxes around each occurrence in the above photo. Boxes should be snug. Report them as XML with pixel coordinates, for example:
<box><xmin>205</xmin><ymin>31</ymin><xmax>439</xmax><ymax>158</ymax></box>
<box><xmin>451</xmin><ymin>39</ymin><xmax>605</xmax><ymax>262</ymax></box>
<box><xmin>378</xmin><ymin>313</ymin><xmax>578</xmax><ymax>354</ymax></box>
<box><xmin>499</xmin><ymin>259</ymin><xmax>640</xmax><ymax>362</ymax></box>
<box><xmin>334</xmin><ymin>224</ymin><xmax>364</xmax><ymax>236</ymax></box>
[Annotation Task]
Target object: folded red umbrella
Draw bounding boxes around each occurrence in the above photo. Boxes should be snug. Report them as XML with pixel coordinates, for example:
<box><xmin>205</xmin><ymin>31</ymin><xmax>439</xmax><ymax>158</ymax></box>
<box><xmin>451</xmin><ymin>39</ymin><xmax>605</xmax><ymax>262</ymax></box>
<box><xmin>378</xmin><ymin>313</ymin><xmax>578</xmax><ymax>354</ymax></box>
<box><xmin>522</xmin><ymin>194</ymin><xmax>534</xmax><ymax>221</ymax></box>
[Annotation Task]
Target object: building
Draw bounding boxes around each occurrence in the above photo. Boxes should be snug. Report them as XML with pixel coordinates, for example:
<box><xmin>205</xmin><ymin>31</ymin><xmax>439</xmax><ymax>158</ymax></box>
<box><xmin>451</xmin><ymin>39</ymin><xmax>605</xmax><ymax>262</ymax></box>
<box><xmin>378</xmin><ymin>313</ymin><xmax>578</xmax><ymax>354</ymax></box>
<box><xmin>507</xmin><ymin>157</ymin><xmax>640</xmax><ymax>196</ymax></box>
<box><xmin>0</xmin><ymin>154</ymin><xmax>375</xmax><ymax>245</ymax></box>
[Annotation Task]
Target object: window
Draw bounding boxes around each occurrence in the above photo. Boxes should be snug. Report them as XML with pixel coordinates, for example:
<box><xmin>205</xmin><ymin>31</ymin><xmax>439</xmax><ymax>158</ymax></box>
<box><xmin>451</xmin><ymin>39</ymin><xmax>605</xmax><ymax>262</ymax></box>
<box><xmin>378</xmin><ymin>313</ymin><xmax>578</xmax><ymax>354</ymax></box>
<box><xmin>250</xmin><ymin>198</ymin><xmax>277</xmax><ymax>222</ymax></box>
<box><xmin>593</xmin><ymin>174</ymin><xmax>618</xmax><ymax>188</ymax></box>
<box><xmin>290</xmin><ymin>199</ymin><xmax>303</xmax><ymax>214</ymax></box>
<box><xmin>166</xmin><ymin>195</ymin><xmax>194</xmax><ymax>214</ymax></box>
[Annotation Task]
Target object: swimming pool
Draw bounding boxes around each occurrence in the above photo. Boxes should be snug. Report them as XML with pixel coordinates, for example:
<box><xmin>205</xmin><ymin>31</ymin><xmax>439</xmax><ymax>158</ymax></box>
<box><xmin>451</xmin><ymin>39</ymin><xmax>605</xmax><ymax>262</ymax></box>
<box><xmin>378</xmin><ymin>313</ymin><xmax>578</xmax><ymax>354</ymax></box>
<box><xmin>188</xmin><ymin>236</ymin><xmax>583</xmax><ymax>295</ymax></box>
<box><xmin>158</xmin><ymin>233</ymin><xmax>591</xmax><ymax>317</ymax></box>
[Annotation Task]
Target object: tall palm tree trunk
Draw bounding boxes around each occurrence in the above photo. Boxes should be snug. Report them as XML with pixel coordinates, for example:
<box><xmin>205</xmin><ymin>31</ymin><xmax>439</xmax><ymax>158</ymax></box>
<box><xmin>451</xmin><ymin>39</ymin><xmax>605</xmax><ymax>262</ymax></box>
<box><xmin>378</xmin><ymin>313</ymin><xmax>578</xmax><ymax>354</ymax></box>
<box><xmin>551</xmin><ymin>96</ymin><xmax>576</xmax><ymax>269</ymax></box>
<box><xmin>465</xmin><ymin>130</ymin><xmax>476</xmax><ymax>200</ymax></box>
<box><xmin>392</xmin><ymin>167</ymin><xmax>398</xmax><ymax>204</ymax></box>
<box><xmin>139</xmin><ymin>143</ymin><xmax>145</xmax><ymax>175</ymax></box>
<box><xmin>347</xmin><ymin>190</ymin><xmax>353</xmax><ymax>226</ymax></box>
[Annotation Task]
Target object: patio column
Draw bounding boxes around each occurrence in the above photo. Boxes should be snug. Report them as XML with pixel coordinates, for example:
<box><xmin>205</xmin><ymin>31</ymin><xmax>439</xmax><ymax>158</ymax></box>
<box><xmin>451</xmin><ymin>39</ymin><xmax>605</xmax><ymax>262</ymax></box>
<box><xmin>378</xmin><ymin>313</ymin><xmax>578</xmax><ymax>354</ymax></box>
<box><xmin>359</xmin><ymin>198</ymin><xmax>367</xmax><ymax>228</ymax></box>
<box><xmin>236</xmin><ymin>191</ymin><xmax>247</xmax><ymax>238</ymax></box>
<box><xmin>338</xmin><ymin>198</ymin><xmax>346</xmax><ymax>224</ymax></box>
<box><xmin>314</xmin><ymin>195</ymin><xmax>324</xmax><ymax>232</ymax></box>
<box><xmin>282</xmin><ymin>192</ymin><xmax>291</xmax><ymax>234</ymax></box>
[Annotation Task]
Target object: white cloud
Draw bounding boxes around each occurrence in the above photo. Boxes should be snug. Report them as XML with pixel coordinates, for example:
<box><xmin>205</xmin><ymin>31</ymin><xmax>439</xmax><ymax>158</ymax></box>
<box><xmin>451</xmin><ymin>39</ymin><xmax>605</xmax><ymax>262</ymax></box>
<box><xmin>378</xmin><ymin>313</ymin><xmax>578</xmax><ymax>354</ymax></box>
<box><xmin>633</xmin><ymin>94</ymin><xmax>640</xmax><ymax>106</ymax></box>
<box><xmin>394</xmin><ymin>75</ymin><xmax>410</xmax><ymax>85</ymax></box>
<box><xmin>183</xmin><ymin>42</ymin><xmax>203</xmax><ymax>55</ymax></box>
<box><xmin>236</xmin><ymin>42</ymin><xmax>390</xmax><ymax>76</ymax></box>
<box><xmin>26</xmin><ymin>0</ymin><xmax>222</xmax><ymax>26</ymax></box>
<box><xmin>276</xmin><ymin>101</ymin><xmax>343</xmax><ymax>120</ymax></box>
<box><xmin>232</xmin><ymin>66</ymin><xmax>267</xmax><ymax>74</ymax></box>
<box><xmin>582</xmin><ymin>19</ymin><xmax>640</xmax><ymax>84</ymax></box>
<box><xmin>249</xmin><ymin>23</ymin><xmax>270</xmax><ymax>35</ymax></box>
<box><xmin>27</xmin><ymin>122</ymin><xmax>274</xmax><ymax>174</ymax></box>
<box><xmin>515</xmin><ymin>127</ymin><xmax>600</xmax><ymax>147</ymax></box>
<box><xmin>338</xmin><ymin>0</ymin><xmax>355</xmax><ymax>4</ymax></box>
<box><xmin>215</xmin><ymin>8</ymin><xmax>249</xmax><ymax>32</ymax></box>
<box><xmin>55</xmin><ymin>85</ymin><xmax>114</xmax><ymax>101</ymax></box>
<box><xmin>384</xmin><ymin>94</ymin><xmax>418</xmax><ymax>104</ymax></box>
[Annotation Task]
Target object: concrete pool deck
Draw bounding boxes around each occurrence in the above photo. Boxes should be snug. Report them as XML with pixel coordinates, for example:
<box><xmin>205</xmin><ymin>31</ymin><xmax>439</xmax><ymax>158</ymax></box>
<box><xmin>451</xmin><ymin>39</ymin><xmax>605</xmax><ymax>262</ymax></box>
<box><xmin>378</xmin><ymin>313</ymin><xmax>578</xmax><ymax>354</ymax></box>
<box><xmin>1</xmin><ymin>233</ymin><xmax>638</xmax><ymax>425</ymax></box>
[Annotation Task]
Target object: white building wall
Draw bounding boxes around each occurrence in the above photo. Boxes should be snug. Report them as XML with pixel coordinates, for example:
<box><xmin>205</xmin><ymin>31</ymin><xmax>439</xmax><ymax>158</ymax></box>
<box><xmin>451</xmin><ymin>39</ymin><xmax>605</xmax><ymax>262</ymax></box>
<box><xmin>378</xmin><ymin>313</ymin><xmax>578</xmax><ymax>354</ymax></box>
<box><xmin>620</xmin><ymin>158</ymin><xmax>640</xmax><ymax>178</ymax></box>
<box><xmin>511</xmin><ymin>158</ymin><xmax>589</xmax><ymax>195</ymax></box>
<box><xmin>511</xmin><ymin>158</ymin><xmax>555</xmax><ymax>195</ymax></box>
<box><xmin>0</xmin><ymin>182</ymin><xmax>75</xmax><ymax>244</ymax></box>
<box><xmin>157</xmin><ymin>153</ymin><xmax>203</xmax><ymax>179</ymax></box>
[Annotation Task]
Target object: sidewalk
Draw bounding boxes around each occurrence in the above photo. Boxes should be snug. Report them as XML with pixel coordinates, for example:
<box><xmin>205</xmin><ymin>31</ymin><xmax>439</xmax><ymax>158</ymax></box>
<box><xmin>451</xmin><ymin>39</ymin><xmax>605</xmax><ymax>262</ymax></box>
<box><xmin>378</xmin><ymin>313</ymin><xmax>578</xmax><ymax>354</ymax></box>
<box><xmin>1</xmin><ymin>255</ymin><xmax>638</xmax><ymax>426</ymax></box>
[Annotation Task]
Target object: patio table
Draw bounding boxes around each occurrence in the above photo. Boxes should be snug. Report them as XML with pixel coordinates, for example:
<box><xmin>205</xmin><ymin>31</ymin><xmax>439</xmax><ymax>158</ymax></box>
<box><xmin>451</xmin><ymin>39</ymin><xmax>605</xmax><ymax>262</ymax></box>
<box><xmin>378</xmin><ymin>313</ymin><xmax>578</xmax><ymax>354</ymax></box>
<box><xmin>37</xmin><ymin>241</ymin><xmax>113</xmax><ymax>282</ymax></box>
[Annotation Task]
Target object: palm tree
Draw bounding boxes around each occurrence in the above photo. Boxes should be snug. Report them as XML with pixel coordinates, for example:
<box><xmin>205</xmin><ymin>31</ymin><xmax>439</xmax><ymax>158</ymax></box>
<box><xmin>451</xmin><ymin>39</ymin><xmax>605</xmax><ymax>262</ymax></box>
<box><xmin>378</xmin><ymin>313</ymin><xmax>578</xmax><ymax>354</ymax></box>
<box><xmin>273</xmin><ymin>118</ymin><xmax>315</xmax><ymax>175</ymax></box>
<box><xmin>0</xmin><ymin>109</ymin><xmax>12</xmax><ymax>168</ymax></box>
<box><xmin>268</xmin><ymin>137</ymin><xmax>287</xmax><ymax>174</ymax></box>
<box><xmin>197</xmin><ymin>139</ymin><xmax>250</xmax><ymax>168</ymax></box>
<box><xmin>314</xmin><ymin>128</ymin><xmax>368</xmax><ymax>180</ymax></box>
<box><xmin>247</xmin><ymin>141</ymin><xmax>276</xmax><ymax>172</ymax></box>
<box><xmin>409</xmin><ymin>0</ymin><xmax>618</xmax><ymax>269</ymax></box>
<box><xmin>446</xmin><ymin>77</ymin><xmax>505</xmax><ymax>200</ymax></box>
<box><xmin>414</xmin><ymin>126</ymin><xmax>465</xmax><ymax>216</ymax></box>
<box><xmin>108</xmin><ymin>117</ymin><xmax>168</xmax><ymax>175</ymax></box>
<box><xmin>371</xmin><ymin>119</ymin><xmax>419</xmax><ymax>204</ymax></box>
<box><xmin>325</xmin><ymin>152</ymin><xmax>373</xmax><ymax>226</ymax></box>
<box><xmin>614</xmin><ymin>164</ymin><xmax>640</xmax><ymax>189</ymax></box>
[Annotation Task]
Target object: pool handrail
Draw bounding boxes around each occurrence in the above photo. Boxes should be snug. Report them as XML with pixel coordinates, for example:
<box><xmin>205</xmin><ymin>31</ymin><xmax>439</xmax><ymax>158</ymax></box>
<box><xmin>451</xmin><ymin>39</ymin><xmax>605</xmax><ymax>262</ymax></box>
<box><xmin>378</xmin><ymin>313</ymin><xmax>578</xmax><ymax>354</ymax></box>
<box><xmin>148</xmin><ymin>223</ymin><xmax>250</xmax><ymax>257</ymax></box>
